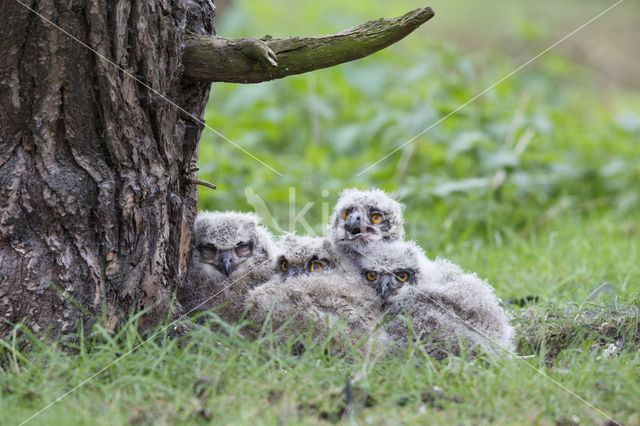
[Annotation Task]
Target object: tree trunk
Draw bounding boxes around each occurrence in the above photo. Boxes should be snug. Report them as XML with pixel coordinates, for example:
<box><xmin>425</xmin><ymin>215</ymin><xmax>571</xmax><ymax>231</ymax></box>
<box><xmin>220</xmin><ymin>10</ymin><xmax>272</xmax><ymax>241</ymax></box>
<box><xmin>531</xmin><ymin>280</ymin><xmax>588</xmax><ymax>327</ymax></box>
<box><xmin>0</xmin><ymin>0</ymin><xmax>216</xmax><ymax>337</ymax></box>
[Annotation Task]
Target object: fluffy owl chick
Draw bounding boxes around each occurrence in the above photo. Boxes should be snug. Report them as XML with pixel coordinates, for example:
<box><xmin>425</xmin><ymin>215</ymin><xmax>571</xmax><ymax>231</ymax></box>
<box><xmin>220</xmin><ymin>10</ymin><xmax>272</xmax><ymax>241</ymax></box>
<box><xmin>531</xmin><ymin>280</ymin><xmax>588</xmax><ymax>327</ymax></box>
<box><xmin>178</xmin><ymin>211</ymin><xmax>276</xmax><ymax>323</ymax></box>
<box><xmin>275</xmin><ymin>233</ymin><xmax>341</xmax><ymax>277</ymax></box>
<box><xmin>245</xmin><ymin>270</ymin><xmax>388</xmax><ymax>357</ymax></box>
<box><xmin>329</xmin><ymin>188</ymin><xmax>405</xmax><ymax>266</ymax></box>
<box><xmin>246</xmin><ymin>233</ymin><xmax>386</xmax><ymax>355</ymax></box>
<box><xmin>356</xmin><ymin>241</ymin><xmax>514</xmax><ymax>359</ymax></box>
<box><xmin>423</xmin><ymin>257</ymin><xmax>515</xmax><ymax>353</ymax></box>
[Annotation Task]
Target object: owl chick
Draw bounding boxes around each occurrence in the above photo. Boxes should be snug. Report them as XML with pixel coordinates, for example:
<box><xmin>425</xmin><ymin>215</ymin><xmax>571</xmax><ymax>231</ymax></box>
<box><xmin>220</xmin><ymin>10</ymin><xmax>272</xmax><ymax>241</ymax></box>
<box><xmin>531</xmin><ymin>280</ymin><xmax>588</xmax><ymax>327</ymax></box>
<box><xmin>275</xmin><ymin>233</ymin><xmax>340</xmax><ymax>277</ymax></box>
<box><xmin>245</xmin><ymin>270</ymin><xmax>388</xmax><ymax>357</ymax></box>
<box><xmin>245</xmin><ymin>233</ymin><xmax>387</xmax><ymax>356</ymax></box>
<box><xmin>356</xmin><ymin>241</ymin><xmax>514</xmax><ymax>359</ymax></box>
<box><xmin>422</xmin><ymin>257</ymin><xmax>516</xmax><ymax>354</ymax></box>
<box><xmin>178</xmin><ymin>211</ymin><xmax>276</xmax><ymax>323</ymax></box>
<box><xmin>329</xmin><ymin>188</ymin><xmax>405</xmax><ymax>267</ymax></box>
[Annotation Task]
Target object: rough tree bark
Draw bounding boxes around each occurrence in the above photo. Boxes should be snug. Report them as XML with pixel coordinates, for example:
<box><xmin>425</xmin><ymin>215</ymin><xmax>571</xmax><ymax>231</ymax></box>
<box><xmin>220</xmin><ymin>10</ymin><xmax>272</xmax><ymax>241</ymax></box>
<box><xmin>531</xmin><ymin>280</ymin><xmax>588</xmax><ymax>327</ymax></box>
<box><xmin>0</xmin><ymin>0</ymin><xmax>216</xmax><ymax>337</ymax></box>
<box><xmin>0</xmin><ymin>1</ymin><xmax>433</xmax><ymax>339</ymax></box>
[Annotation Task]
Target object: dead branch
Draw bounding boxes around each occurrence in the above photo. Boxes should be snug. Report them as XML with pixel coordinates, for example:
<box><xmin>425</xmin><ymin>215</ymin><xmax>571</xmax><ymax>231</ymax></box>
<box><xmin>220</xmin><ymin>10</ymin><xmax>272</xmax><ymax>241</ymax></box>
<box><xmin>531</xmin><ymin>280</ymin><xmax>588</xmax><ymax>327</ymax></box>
<box><xmin>182</xmin><ymin>7</ymin><xmax>434</xmax><ymax>83</ymax></box>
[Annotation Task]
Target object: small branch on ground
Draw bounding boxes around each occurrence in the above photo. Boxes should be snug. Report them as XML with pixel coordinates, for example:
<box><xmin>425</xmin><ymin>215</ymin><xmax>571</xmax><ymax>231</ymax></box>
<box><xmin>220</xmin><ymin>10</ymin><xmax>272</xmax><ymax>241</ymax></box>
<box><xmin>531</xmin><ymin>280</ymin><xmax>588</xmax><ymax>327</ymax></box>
<box><xmin>182</xmin><ymin>6</ymin><xmax>435</xmax><ymax>83</ymax></box>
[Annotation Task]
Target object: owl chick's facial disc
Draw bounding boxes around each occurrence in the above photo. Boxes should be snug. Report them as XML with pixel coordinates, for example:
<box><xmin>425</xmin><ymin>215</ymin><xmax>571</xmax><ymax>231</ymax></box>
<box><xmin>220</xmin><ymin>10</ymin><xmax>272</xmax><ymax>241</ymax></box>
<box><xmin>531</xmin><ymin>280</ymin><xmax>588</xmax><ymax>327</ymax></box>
<box><xmin>275</xmin><ymin>233</ymin><xmax>338</xmax><ymax>277</ymax></box>
<box><xmin>357</xmin><ymin>240</ymin><xmax>427</xmax><ymax>299</ymax></box>
<box><xmin>193</xmin><ymin>211</ymin><xmax>271</xmax><ymax>278</ymax></box>
<box><xmin>364</xmin><ymin>268</ymin><xmax>415</xmax><ymax>299</ymax></box>
<box><xmin>330</xmin><ymin>188</ymin><xmax>404</xmax><ymax>250</ymax></box>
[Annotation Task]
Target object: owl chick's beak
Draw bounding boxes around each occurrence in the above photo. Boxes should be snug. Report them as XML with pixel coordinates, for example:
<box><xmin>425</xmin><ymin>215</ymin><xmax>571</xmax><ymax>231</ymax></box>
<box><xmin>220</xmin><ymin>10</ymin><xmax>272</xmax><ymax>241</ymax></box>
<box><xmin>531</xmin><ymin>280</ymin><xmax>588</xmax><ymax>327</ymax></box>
<box><xmin>219</xmin><ymin>251</ymin><xmax>233</xmax><ymax>277</ymax></box>
<box><xmin>345</xmin><ymin>214</ymin><xmax>362</xmax><ymax>240</ymax></box>
<box><xmin>379</xmin><ymin>275</ymin><xmax>395</xmax><ymax>299</ymax></box>
<box><xmin>287</xmin><ymin>267</ymin><xmax>301</xmax><ymax>277</ymax></box>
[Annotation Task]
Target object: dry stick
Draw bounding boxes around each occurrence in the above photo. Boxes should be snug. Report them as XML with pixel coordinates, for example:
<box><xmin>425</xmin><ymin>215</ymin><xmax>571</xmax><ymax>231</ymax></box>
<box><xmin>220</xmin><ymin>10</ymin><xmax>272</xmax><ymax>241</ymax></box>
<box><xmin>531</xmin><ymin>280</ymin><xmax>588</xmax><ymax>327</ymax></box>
<box><xmin>182</xmin><ymin>7</ymin><xmax>435</xmax><ymax>83</ymax></box>
<box><xmin>187</xmin><ymin>178</ymin><xmax>217</xmax><ymax>190</ymax></box>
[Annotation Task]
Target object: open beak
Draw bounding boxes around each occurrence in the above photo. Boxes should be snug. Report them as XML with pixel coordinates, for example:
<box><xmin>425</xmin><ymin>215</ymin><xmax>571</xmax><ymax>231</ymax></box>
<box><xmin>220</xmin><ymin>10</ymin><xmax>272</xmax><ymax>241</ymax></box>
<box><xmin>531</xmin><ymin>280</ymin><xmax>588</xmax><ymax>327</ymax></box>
<box><xmin>219</xmin><ymin>251</ymin><xmax>233</xmax><ymax>277</ymax></box>
<box><xmin>379</xmin><ymin>275</ymin><xmax>394</xmax><ymax>299</ymax></box>
<box><xmin>345</xmin><ymin>214</ymin><xmax>362</xmax><ymax>240</ymax></box>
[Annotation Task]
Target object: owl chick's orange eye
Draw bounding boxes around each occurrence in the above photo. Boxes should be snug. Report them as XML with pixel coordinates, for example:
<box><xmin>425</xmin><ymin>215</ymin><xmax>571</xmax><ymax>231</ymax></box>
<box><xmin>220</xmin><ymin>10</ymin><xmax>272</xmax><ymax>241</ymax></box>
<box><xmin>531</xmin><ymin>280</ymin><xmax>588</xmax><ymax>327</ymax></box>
<box><xmin>371</xmin><ymin>213</ymin><xmax>382</xmax><ymax>223</ymax></box>
<box><xmin>396</xmin><ymin>271</ymin><xmax>409</xmax><ymax>282</ymax></box>
<box><xmin>309</xmin><ymin>261</ymin><xmax>323</xmax><ymax>272</ymax></box>
<box><xmin>366</xmin><ymin>271</ymin><xmax>377</xmax><ymax>281</ymax></box>
<box><xmin>343</xmin><ymin>209</ymin><xmax>351</xmax><ymax>219</ymax></box>
<box><xmin>280</xmin><ymin>261</ymin><xmax>289</xmax><ymax>272</ymax></box>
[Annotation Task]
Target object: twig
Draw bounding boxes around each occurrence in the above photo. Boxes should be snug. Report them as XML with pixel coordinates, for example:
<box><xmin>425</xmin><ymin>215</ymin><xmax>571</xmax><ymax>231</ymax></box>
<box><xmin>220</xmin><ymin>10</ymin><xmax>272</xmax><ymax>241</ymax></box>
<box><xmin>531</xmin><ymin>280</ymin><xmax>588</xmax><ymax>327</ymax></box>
<box><xmin>187</xmin><ymin>178</ymin><xmax>217</xmax><ymax>190</ymax></box>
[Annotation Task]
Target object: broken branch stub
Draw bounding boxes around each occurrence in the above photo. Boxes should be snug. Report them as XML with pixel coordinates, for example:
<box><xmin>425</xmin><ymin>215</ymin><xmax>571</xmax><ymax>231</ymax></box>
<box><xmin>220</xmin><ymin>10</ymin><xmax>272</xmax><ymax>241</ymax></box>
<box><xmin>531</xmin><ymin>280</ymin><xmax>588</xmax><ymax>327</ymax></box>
<box><xmin>182</xmin><ymin>6</ymin><xmax>435</xmax><ymax>83</ymax></box>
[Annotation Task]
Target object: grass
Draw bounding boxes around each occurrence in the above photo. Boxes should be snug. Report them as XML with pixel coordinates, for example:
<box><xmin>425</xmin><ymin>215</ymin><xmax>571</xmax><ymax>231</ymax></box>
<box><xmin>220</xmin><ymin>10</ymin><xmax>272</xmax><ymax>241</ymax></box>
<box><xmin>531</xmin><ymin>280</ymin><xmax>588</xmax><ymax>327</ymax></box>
<box><xmin>3</xmin><ymin>0</ymin><xmax>640</xmax><ymax>424</ymax></box>
<box><xmin>2</xmin><ymin>212</ymin><xmax>639</xmax><ymax>425</ymax></box>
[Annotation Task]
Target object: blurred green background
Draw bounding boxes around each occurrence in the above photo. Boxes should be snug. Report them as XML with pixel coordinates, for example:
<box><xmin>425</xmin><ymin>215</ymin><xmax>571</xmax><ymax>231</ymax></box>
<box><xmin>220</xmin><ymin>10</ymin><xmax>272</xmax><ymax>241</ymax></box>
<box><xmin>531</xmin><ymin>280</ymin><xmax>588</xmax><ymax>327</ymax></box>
<box><xmin>198</xmin><ymin>0</ymin><xmax>639</xmax><ymax>302</ymax></box>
